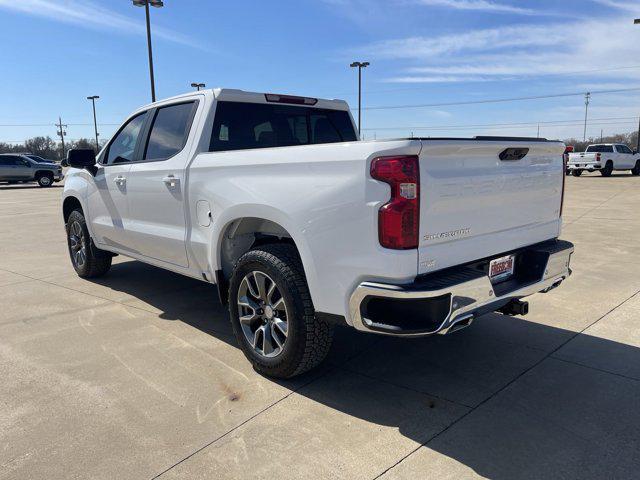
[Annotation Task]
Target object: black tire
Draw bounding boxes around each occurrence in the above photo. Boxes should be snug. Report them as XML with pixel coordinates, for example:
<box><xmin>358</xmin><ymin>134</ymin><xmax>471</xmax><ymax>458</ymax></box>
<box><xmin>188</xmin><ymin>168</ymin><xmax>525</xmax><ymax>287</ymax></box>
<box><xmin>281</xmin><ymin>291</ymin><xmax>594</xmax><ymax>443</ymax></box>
<box><xmin>37</xmin><ymin>172</ymin><xmax>53</xmax><ymax>187</ymax></box>
<box><xmin>571</xmin><ymin>170</ymin><xmax>582</xmax><ymax>177</ymax></box>
<box><xmin>228</xmin><ymin>244</ymin><xmax>334</xmax><ymax>378</ymax></box>
<box><xmin>600</xmin><ymin>161</ymin><xmax>613</xmax><ymax>177</ymax></box>
<box><xmin>66</xmin><ymin>209</ymin><xmax>112</xmax><ymax>278</ymax></box>
<box><xmin>631</xmin><ymin>161</ymin><xmax>640</xmax><ymax>176</ymax></box>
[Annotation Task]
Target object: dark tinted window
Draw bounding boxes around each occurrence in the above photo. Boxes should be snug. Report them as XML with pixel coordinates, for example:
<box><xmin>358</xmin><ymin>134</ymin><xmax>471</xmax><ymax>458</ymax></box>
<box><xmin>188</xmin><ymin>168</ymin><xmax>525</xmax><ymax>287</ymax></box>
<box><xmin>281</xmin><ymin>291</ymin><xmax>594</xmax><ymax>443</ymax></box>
<box><xmin>617</xmin><ymin>144</ymin><xmax>632</xmax><ymax>154</ymax></box>
<box><xmin>106</xmin><ymin>112</ymin><xmax>148</xmax><ymax>165</ymax></box>
<box><xmin>0</xmin><ymin>156</ymin><xmax>11</xmax><ymax>166</ymax></box>
<box><xmin>144</xmin><ymin>102</ymin><xmax>196</xmax><ymax>161</ymax></box>
<box><xmin>209</xmin><ymin>101</ymin><xmax>357</xmax><ymax>152</ymax></box>
<box><xmin>586</xmin><ymin>145</ymin><xmax>614</xmax><ymax>153</ymax></box>
<box><xmin>26</xmin><ymin>155</ymin><xmax>52</xmax><ymax>163</ymax></box>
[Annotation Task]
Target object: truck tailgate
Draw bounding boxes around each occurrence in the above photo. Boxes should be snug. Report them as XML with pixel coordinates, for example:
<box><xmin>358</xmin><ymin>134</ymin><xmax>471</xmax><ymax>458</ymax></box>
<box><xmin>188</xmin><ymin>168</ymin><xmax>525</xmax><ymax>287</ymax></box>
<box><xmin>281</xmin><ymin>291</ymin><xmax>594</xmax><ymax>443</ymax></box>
<box><xmin>417</xmin><ymin>139</ymin><xmax>565</xmax><ymax>275</ymax></box>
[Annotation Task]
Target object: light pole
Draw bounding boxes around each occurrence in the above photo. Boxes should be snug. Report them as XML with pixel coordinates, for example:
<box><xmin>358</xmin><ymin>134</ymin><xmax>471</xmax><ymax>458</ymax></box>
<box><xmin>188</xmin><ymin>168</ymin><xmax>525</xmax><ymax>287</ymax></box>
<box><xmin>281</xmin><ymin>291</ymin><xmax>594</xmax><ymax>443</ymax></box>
<box><xmin>583</xmin><ymin>92</ymin><xmax>591</xmax><ymax>142</ymax></box>
<box><xmin>87</xmin><ymin>95</ymin><xmax>100</xmax><ymax>151</ymax></box>
<box><xmin>133</xmin><ymin>0</ymin><xmax>164</xmax><ymax>102</ymax></box>
<box><xmin>350</xmin><ymin>61</ymin><xmax>369</xmax><ymax>136</ymax></box>
<box><xmin>191</xmin><ymin>82</ymin><xmax>205</xmax><ymax>91</ymax></box>
<box><xmin>635</xmin><ymin>19</ymin><xmax>640</xmax><ymax>152</ymax></box>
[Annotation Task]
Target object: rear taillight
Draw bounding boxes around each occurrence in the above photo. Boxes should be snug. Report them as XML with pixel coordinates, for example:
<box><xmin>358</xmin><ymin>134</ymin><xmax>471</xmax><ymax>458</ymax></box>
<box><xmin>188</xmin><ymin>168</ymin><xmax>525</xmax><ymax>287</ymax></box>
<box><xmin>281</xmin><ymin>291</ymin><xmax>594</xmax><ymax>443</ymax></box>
<box><xmin>370</xmin><ymin>155</ymin><xmax>420</xmax><ymax>249</ymax></box>
<box><xmin>596</xmin><ymin>152</ymin><xmax>601</xmax><ymax>161</ymax></box>
<box><xmin>560</xmin><ymin>155</ymin><xmax>567</xmax><ymax>217</ymax></box>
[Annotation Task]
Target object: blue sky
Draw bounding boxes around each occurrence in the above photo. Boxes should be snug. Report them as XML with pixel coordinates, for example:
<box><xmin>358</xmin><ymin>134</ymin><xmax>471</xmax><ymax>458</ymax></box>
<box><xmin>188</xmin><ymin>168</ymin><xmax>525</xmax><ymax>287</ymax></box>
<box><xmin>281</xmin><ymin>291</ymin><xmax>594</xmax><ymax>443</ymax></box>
<box><xmin>1</xmin><ymin>0</ymin><xmax>639</xmax><ymax>143</ymax></box>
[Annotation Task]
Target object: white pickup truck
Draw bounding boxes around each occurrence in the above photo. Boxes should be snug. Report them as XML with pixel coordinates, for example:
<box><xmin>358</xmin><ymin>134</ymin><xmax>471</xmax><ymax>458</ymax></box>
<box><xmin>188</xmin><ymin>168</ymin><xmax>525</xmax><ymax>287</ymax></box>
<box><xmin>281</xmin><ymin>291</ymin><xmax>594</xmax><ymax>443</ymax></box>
<box><xmin>567</xmin><ymin>143</ymin><xmax>640</xmax><ymax>176</ymax></box>
<box><xmin>62</xmin><ymin>89</ymin><xmax>574</xmax><ymax>378</ymax></box>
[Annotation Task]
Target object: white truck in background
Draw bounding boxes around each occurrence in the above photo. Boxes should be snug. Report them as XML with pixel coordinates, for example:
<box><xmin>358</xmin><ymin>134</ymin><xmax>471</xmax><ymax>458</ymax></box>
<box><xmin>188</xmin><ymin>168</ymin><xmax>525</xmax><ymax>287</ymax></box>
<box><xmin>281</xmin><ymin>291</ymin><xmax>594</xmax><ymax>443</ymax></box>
<box><xmin>567</xmin><ymin>143</ymin><xmax>640</xmax><ymax>176</ymax></box>
<box><xmin>61</xmin><ymin>88</ymin><xmax>573</xmax><ymax>378</ymax></box>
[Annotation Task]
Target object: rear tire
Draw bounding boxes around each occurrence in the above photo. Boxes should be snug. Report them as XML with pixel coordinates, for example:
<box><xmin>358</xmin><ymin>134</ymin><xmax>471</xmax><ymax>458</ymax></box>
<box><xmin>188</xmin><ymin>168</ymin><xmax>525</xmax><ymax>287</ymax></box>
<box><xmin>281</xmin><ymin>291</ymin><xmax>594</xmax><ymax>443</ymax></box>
<box><xmin>37</xmin><ymin>173</ymin><xmax>53</xmax><ymax>187</ymax></box>
<box><xmin>66</xmin><ymin>209</ymin><xmax>112</xmax><ymax>278</ymax></box>
<box><xmin>631</xmin><ymin>161</ymin><xmax>640</xmax><ymax>176</ymax></box>
<box><xmin>600</xmin><ymin>161</ymin><xmax>613</xmax><ymax>177</ymax></box>
<box><xmin>228</xmin><ymin>244</ymin><xmax>333</xmax><ymax>378</ymax></box>
<box><xmin>571</xmin><ymin>170</ymin><xmax>582</xmax><ymax>177</ymax></box>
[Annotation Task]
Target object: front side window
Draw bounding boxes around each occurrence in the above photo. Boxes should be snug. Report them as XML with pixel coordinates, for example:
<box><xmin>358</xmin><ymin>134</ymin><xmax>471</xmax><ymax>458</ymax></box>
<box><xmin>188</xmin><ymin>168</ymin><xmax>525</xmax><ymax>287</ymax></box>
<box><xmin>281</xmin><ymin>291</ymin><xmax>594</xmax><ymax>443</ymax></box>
<box><xmin>209</xmin><ymin>101</ymin><xmax>357</xmax><ymax>152</ymax></box>
<box><xmin>144</xmin><ymin>102</ymin><xmax>196</xmax><ymax>161</ymax></box>
<box><xmin>617</xmin><ymin>145</ymin><xmax>632</xmax><ymax>154</ymax></box>
<box><xmin>106</xmin><ymin>112</ymin><xmax>148</xmax><ymax>165</ymax></box>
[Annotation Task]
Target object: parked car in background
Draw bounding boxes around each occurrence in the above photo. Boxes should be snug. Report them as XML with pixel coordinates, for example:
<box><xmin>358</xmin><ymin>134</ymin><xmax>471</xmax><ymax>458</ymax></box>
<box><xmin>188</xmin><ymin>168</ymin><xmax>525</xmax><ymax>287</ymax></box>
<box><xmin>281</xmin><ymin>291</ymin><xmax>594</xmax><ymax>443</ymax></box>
<box><xmin>61</xmin><ymin>88</ymin><xmax>573</xmax><ymax>378</ymax></box>
<box><xmin>567</xmin><ymin>143</ymin><xmax>640</xmax><ymax>176</ymax></box>
<box><xmin>0</xmin><ymin>153</ymin><xmax>64</xmax><ymax>186</ymax></box>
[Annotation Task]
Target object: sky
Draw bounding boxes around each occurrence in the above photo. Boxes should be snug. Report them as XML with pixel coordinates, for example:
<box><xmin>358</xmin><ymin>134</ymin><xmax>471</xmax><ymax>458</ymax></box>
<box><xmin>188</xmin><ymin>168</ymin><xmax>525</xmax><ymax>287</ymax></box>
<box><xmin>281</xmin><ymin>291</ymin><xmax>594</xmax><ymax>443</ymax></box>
<box><xmin>0</xmin><ymin>0</ymin><xmax>639</xmax><ymax>143</ymax></box>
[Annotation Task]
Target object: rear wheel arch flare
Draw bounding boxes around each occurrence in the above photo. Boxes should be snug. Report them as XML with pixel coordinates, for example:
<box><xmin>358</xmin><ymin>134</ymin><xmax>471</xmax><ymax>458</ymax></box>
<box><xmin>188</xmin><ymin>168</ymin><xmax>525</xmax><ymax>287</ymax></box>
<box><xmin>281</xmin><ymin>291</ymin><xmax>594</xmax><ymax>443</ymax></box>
<box><xmin>218</xmin><ymin>217</ymin><xmax>300</xmax><ymax>280</ymax></box>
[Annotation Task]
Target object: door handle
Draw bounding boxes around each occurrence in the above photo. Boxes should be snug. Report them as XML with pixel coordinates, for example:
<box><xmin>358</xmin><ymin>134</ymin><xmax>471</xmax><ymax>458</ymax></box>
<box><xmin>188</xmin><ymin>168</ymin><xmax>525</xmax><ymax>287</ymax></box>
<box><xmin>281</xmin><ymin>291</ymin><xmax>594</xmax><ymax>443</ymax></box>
<box><xmin>162</xmin><ymin>175</ymin><xmax>179</xmax><ymax>188</ymax></box>
<box><xmin>113</xmin><ymin>176</ymin><xmax>126</xmax><ymax>185</ymax></box>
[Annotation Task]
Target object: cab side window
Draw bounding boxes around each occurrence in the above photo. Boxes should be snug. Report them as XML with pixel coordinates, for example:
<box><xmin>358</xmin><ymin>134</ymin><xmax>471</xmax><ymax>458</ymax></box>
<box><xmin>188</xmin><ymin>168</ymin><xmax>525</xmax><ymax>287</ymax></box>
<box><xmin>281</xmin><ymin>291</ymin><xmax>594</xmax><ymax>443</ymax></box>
<box><xmin>143</xmin><ymin>102</ymin><xmax>196</xmax><ymax>161</ymax></box>
<box><xmin>106</xmin><ymin>112</ymin><xmax>148</xmax><ymax>165</ymax></box>
<box><xmin>617</xmin><ymin>145</ymin><xmax>632</xmax><ymax>154</ymax></box>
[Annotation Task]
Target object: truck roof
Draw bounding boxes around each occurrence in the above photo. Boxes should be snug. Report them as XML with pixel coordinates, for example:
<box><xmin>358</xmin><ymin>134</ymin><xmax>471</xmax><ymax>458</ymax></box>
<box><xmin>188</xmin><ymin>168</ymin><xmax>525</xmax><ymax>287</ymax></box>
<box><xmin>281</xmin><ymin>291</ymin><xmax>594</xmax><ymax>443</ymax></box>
<box><xmin>137</xmin><ymin>88</ymin><xmax>351</xmax><ymax>112</ymax></box>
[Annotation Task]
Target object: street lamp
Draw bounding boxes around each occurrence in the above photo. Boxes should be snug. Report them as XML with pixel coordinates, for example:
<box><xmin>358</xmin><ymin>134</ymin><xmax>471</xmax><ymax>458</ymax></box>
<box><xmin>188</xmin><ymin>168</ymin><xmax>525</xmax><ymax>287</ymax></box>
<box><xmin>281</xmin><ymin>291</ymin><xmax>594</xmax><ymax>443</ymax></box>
<box><xmin>350</xmin><ymin>61</ymin><xmax>369</xmax><ymax>136</ymax></box>
<box><xmin>191</xmin><ymin>82</ymin><xmax>206</xmax><ymax>91</ymax></box>
<box><xmin>132</xmin><ymin>0</ymin><xmax>164</xmax><ymax>102</ymax></box>
<box><xmin>86</xmin><ymin>96</ymin><xmax>100</xmax><ymax>151</ymax></box>
<box><xmin>635</xmin><ymin>19</ymin><xmax>640</xmax><ymax>152</ymax></box>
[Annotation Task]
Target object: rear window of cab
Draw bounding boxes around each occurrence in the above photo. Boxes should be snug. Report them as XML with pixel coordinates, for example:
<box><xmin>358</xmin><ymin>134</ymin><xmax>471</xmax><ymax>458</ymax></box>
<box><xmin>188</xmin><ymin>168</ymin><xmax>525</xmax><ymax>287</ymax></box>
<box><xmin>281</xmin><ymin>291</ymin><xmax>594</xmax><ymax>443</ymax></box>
<box><xmin>209</xmin><ymin>101</ymin><xmax>357</xmax><ymax>152</ymax></box>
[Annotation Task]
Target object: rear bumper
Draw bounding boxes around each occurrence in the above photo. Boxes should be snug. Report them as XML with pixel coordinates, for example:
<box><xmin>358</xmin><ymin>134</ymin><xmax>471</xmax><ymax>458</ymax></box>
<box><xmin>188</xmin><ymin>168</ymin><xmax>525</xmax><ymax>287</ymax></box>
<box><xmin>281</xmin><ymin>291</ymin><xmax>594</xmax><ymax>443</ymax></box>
<box><xmin>348</xmin><ymin>239</ymin><xmax>574</xmax><ymax>337</ymax></box>
<box><xmin>568</xmin><ymin>163</ymin><xmax>600</xmax><ymax>170</ymax></box>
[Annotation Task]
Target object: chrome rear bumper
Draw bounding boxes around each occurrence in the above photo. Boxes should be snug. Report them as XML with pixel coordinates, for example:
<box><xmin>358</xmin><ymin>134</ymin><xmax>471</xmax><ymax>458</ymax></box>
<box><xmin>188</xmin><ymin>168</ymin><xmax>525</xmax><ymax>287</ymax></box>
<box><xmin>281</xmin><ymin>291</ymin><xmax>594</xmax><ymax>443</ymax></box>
<box><xmin>348</xmin><ymin>240</ymin><xmax>574</xmax><ymax>337</ymax></box>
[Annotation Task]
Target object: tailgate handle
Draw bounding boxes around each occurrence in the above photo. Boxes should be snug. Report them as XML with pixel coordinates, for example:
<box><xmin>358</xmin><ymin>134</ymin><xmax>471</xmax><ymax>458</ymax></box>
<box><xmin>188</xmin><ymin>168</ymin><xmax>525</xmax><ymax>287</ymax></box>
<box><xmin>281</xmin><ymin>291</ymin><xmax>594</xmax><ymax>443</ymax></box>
<box><xmin>499</xmin><ymin>148</ymin><xmax>529</xmax><ymax>161</ymax></box>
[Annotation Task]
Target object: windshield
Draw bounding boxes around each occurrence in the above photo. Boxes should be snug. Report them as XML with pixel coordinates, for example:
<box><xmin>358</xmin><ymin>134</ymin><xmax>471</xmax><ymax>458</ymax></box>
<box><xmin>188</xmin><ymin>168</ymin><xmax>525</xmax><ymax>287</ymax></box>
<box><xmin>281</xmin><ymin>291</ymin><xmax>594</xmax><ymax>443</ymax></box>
<box><xmin>26</xmin><ymin>155</ymin><xmax>53</xmax><ymax>163</ymax></box>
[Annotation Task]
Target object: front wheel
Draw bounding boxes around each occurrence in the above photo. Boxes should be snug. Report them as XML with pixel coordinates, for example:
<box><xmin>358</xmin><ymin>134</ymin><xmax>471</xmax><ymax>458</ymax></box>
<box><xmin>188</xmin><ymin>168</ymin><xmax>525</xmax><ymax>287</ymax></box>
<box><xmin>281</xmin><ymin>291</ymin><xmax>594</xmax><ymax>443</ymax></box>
<box><xmin>66</xmin><ymin>209</ymin><xmax>112</xmax><ymax>278</ymax></box>
<box><xmin>631</xmin><ymin>161</ymin><xmax>640</xmax><ymax>176</ymax></box>
<box><xmin>228</xmin><ymin>244</ymin><xmax>334</xmax><ymax>378</ymax></box>
<box><xmin>37</xmin><ymin>173</ymin><xmax>53</xmax><ymax>187</ymax></box>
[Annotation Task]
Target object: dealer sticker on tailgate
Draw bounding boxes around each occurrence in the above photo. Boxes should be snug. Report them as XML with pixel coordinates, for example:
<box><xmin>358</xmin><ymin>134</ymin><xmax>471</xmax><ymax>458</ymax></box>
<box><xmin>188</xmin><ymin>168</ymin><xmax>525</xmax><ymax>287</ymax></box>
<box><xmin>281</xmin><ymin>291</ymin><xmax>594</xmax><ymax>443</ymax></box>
<box><xmin>489</xmin><ymin>254</ymin><xmax>515</xmax><ymax>282</ymax></box>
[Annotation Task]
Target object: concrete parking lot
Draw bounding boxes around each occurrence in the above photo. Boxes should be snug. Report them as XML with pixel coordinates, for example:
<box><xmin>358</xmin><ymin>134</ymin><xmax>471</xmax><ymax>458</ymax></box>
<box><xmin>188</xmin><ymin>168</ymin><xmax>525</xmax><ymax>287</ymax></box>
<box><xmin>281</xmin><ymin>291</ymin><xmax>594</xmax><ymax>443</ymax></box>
<box><xmin>1</xmin><ymin>173</ymin><xmax>640</xmax><ymax>480</ymax></box>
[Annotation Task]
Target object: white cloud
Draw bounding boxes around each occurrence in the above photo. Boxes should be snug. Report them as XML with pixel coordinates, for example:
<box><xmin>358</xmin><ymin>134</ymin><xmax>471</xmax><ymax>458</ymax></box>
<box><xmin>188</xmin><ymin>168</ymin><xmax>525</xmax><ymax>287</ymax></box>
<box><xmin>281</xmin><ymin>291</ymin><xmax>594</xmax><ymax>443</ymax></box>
<box><xmin>358</xmin><ymin>15</ymin><xmax>640</xmax><ymax>84</ymax></box>
<box><xmin>591</xmin><ymin>0</ymin><xmax>640</xmax><ymax>13</ymax></box>
<box><xmin>0</xmin><ymin>0</ymin><xmax>200</xmax><ymax>48</ymax></box>
<box><xmin>412</xmin><ymin>0</ymin><xmax>543</xmax><ymax>15</ymax></box>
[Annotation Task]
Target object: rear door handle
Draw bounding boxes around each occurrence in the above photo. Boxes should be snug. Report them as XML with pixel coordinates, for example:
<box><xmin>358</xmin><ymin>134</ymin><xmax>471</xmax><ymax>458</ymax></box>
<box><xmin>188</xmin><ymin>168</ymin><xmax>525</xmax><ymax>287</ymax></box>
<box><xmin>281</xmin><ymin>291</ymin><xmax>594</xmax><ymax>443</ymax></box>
<box><xmin>163</xmin><ymin>175</ymin><xmax>179</xmax><ymax>188</ymax></box>
<box><xmin>113</xmin><ymin>176</ymin><xmax>126</xmax><ymax>185</ymax></box>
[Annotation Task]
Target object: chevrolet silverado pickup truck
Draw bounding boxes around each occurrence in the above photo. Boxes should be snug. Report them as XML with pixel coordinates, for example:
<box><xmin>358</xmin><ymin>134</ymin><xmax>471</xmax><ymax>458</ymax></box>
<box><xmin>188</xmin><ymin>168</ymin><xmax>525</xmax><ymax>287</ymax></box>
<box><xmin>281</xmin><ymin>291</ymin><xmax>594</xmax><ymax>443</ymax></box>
<box><xmin>567</xmin><ymin>143</ymin><xmax>640</xmax><ymax>176</ymax></box>
<box><xmin>62</xmin><ymin>89</ymin><xmax>574</xmax><ymax>378</ymax></box>
<box><xmin>0</xmin><ymin>153</ymin><xmax>63</xmax><ymax>186</ymax></box>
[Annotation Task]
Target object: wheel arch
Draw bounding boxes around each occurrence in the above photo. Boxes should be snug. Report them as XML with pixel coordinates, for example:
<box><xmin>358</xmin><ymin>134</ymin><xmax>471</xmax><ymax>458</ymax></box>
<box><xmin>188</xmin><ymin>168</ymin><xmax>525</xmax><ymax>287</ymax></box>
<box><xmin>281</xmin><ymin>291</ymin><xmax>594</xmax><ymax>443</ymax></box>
<box><xmin>62</xmin><ymin>196</ymin><xmax>83</xmax><ymax>223</ymax></box>
<box><xmin>213</xmin><ymin>211</ymin><xmax>317</xmax><ymax>306</ymax></box>
<box><xmin>34</xmin><ymin>170</ymin><xmax>54</xmax><ymax>179</ymax></box>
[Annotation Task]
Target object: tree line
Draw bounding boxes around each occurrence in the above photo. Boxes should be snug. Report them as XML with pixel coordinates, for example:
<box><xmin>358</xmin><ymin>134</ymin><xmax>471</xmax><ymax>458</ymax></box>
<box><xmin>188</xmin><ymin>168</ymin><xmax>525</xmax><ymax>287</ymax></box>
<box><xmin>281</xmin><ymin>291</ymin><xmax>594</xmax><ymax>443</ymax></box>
<box><xmin>0</xmin><ymin>136</ymin><xmax>107</xmax><ymax>161</ymax></box>
<box><xmin>1</xmin><ymin>129</ymin><xmax>638</xmax><ymax>160</ymax></box>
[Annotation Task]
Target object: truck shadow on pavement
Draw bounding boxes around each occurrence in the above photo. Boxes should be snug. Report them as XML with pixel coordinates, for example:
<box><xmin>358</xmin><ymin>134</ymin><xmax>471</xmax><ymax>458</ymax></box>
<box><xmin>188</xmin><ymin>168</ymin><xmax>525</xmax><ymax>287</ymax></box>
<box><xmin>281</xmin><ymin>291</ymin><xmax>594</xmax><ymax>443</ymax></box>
<box><xmin>94</xmin><ymin>260</ymin><xmax>640</xmax><ymax>479</ymax></box>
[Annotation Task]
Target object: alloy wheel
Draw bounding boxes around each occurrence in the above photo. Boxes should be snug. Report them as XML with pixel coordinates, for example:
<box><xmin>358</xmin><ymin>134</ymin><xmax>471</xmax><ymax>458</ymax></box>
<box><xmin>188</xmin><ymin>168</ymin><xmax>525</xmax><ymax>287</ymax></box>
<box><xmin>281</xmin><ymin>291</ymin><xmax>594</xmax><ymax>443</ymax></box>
<box><xmin>237</xmin><ymin>271</ymin><xmax>289</xmax><ymax>358</ymax></box>
<box><xmin>69</xmin><ymin>221</ymin><xmax>86</xmax><ymax>268</ymax></box>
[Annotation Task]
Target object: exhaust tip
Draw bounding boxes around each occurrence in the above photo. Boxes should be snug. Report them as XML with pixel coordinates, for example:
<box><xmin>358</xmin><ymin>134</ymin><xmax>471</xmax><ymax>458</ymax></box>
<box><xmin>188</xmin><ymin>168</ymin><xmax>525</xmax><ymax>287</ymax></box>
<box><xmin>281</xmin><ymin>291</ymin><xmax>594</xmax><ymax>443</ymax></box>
<box><xmin>440</xmin><ymin>314</ymin><xmax>474</xmax><ymax>335</ymax></box>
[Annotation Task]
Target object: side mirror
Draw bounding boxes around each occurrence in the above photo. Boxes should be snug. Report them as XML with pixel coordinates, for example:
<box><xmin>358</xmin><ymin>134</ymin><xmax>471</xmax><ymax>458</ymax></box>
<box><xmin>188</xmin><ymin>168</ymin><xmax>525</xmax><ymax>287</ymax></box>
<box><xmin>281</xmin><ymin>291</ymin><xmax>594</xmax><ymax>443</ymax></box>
<box><xmin>60</xmin><ymin>158</ymin><xmax>68</xmax><ymax>167</ymax></box>
<box><xmin>67</xmin><ymin>149</ymin><xmax>96</xmax><ymax>170</ymax></box>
